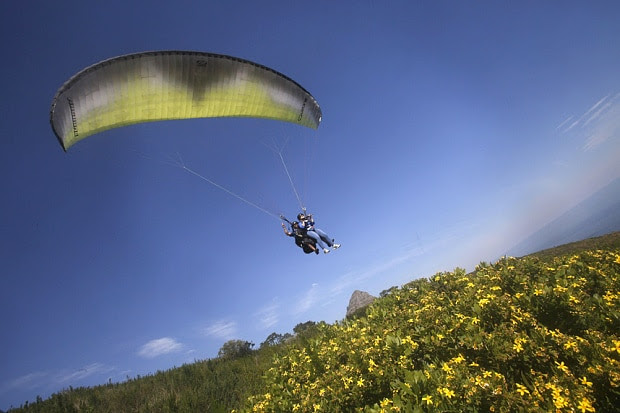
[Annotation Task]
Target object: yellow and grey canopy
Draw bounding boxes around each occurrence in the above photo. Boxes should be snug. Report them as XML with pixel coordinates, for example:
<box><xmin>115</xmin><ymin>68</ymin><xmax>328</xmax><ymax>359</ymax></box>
<box><xmin>50</xmin><ymin>51</ymin><xmax>322</xmax><ymax>150</ymax></box>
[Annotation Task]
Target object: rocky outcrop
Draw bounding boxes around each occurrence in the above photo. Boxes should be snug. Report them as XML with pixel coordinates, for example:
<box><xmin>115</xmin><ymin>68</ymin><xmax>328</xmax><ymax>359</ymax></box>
<box><xmin>346</xmin><ymin>290</ymin><xmax>376</xmax><ymax>318</ymax></box>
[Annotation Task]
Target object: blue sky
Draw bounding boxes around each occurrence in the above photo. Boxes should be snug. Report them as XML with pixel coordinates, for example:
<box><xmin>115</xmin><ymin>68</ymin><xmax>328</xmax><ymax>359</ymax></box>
<box><xmin>2</xmin><ymin>1</ymin><xmax>620</xmax><ymax>408</ymax></box>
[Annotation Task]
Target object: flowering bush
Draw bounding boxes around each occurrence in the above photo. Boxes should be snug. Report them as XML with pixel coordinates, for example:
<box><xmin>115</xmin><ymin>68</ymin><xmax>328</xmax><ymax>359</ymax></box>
<box><xmin>244</xmin><ymin>249</ymin><xmax>620</xmax><ymax>412</ymax></box>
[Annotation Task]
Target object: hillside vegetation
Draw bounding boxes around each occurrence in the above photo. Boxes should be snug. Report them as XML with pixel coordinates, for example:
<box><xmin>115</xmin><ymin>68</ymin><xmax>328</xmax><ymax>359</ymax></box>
<box><xmin>9</xmin><ymin>232</ymin><xmax>620</xmax><ymax>412</ymax></box>
<box><xmin>7</xmin><ymin>352</ymin><xmax>268</xmax><ymax>413</ymax></box>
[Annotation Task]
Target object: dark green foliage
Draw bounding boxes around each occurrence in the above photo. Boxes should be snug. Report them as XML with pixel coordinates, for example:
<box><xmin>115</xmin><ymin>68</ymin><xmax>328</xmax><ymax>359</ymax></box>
<box><xmin>8</xmin><ymin>348</ymin><xmax>278</xmax><ymax>412</ymax></box>
<box><xmin>379</xmin><ymin>286</ymin><xmax>398</xmax><ymax>297</ymax></box>
<box><xmin>292</xmin><ymin>321</ymin><xmax>316</xmax><ymax>336</ymax></box>
<box><xmin>217</xmin><ymin>340</ymin><xmax>255</xmax><ymax>360</ymax></box>
<box><xmin>260</xmin><ymin>332</ymin><xmax>292</xmax><ymax>349</ymax></box>
<box><xmin>345</xmin><ymin>305</ymin><xmax>371</xmax><ymax>321</ymax></box>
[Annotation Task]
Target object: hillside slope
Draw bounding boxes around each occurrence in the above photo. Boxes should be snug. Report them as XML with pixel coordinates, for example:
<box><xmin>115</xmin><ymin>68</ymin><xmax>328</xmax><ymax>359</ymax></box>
<box><xmin>526</xmin><ymin>231</ymin><xmax>620</xmax><ymax>261</ymax></box>
<box><xmin>245</xmin><ymin>235</ymin><xmax>620</xmax><ymax>412</ymax></box>
<box><xmin>9</xmin><ymin>232</ymin><xmax>620</xmax><ymax>412</ymax></box>
<box><xmin>508</xmin><ymin>178</ymin><xmax>620</xmax><ymax>257</ymax></box>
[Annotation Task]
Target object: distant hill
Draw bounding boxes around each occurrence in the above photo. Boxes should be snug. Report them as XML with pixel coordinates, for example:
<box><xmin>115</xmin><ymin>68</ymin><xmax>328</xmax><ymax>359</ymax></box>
<box><xmin>526</xmin><ymin>230</ymin><xmax>620</xmax><ymax>261</ymax></box>
<box><xmin>508</xmin><ymin>178</ymin><xmax>620</xmax><ymax>257</ymax></box>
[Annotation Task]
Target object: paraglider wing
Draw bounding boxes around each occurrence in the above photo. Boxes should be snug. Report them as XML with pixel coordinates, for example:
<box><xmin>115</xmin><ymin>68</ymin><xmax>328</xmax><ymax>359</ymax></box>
<box><xmin>50</xmin><ymin>51</ymin><xmax>322</xmax><ymax>150</ymax></box>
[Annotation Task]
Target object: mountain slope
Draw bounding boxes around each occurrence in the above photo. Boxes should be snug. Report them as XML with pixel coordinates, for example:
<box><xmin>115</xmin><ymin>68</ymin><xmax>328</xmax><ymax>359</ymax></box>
<box><xmin>508</xmin><ymin>178</ymin><xmax>620</xmax><ymax>257</ymax></box>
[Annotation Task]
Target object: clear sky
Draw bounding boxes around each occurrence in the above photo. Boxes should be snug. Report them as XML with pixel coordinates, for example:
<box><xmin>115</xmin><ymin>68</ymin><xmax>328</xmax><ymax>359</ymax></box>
<box><xmin>1</xmin><ymin>1</ymin><xmax>620</xmax><ymax>408</ymax></box>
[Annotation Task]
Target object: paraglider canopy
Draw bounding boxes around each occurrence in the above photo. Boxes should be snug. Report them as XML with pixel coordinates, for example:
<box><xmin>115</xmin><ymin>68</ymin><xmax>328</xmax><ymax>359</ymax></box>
<box><xmin>50</xmin><ymin>51</ymin><xmax>322</xmax><ymax>150</ymax></box>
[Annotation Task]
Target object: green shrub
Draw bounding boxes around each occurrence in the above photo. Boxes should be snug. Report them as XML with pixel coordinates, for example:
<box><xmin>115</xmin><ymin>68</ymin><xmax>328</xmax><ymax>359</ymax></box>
<box><xmin>244</xmin><ymin>249</ymin><xmax>620</xmax><ymax>412</ymax></box>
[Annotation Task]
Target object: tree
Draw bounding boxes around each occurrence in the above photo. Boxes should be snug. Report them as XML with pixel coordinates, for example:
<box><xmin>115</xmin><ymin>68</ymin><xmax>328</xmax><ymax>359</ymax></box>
<box><xmin>260</xmin><ymin>332</ymin><xmax>293</xmax><ymax>349</ymax></box>
<box><xmin>293</xmin><ymin>321</ymin><xmax>316</xmax><ymax>336</ymax></box>
<box><xmin>380</xmin><ymin>286</ymin><xmax>398</xmax><ymax>297</ymax></box>
<box><xmin>217</xmin><ymin>340</ymin><xmax>255</xmax><ymax>359</ymax></box>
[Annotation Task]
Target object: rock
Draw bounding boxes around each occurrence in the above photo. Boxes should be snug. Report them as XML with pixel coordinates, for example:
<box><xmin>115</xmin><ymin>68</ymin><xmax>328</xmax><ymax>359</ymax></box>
<box><xmin>346</xmin><ymin>290</ymin><xmax>376</xmax><ymax>318</ymax></box>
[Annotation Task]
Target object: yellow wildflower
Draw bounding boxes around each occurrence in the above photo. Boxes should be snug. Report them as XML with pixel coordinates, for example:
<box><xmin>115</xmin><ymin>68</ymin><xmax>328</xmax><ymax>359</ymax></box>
<box><xmin>439</xmin><ymin>387</ymin><xmax>455</xmax><ymax>398</ymax></box>
<box><xmin>564</xmin><ymin>340</ymin><xmax>578</xmax><ymax>351</ymax></box>
<box><xmin>580</xmin><ymin>376</ymin><xmax>593</xmax><ymax>388</ymax></box>
<box><xmin>515</xmin><ymin>383</ymin><xmax>530</xmax><ymax>396</ymax></box>
<box><xmin>452</xmin><ymin>354</ymin><xmax>465</xmax><ymax>364</ymax></box>
<box><xmin>553</xmin><ymin>394</ymin><xmax>568</xmax><ymax>409</ymax></box>
<box><xmin>555</xmin><ymin>361</ymin><xmax>570</xmax><ymax>374</ymax></box>
<box><xmin>603</xmin><ymin>291</ymin><xmax>617</xmax><ymax>304</ymax></box>
<box><xmin>578</xmin><ymin>397</ymin><xmax>595</xmax><ymax>413</ymax></box>
<box><xmin>357</xmin><ymin>377</ymin><xmax>365</xmax><ymax>387</ymax></box>
<box><xmin>422</xmin><ymin>395</ymin><xmax>433</xmax><ymax>405</ymax></box>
